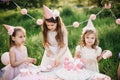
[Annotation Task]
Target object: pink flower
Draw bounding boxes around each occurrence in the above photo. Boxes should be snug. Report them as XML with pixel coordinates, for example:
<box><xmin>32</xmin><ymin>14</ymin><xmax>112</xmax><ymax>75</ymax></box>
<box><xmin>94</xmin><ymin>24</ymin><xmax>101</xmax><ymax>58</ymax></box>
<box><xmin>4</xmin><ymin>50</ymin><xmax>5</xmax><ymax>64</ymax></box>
<box><xmin>8</xmin><ymin>27</ymin><xmax>14</xmax><ymax>35</ymax></box>
<box><xmin>104</xmin><ymin>3</ymin><xmax>111</xmax><ymax>9</ymax></box>
<box><xmin>21</xmin><ymin>8</ymin><xmax>27</xmax><ymax>15</ymax></box>
<box><xmin>73</xmin><ymin>21</ymin><xmax>79</xmax><ymax>28</ymax></box>
<box><xmin>90</xmin><ymin>14</ymin><xmax>96</xmax><ymax>20</ymax></box>
<box><xmin>116</xmin><ymin>18</ymin><xmax>120</xmax><ymax>25</ymax></box>
<box><xmin>36</xmin><ymin>19</ymin><xmax>43</xmax><ymax>25</ymax></box>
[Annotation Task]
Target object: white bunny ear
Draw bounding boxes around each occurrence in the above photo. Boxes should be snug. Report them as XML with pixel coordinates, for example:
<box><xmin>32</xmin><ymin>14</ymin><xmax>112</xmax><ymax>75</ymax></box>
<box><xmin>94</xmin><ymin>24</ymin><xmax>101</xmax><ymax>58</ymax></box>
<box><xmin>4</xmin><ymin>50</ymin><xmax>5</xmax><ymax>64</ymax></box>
<box><xmin>82</xmin><ymin>19</ymin><xmax>96</xmax><ymax>34</ymax></box>
<box><xmin>53</xmin><ymin>9</ymin><xmax>60</xmax><ymax>17</ymax></box>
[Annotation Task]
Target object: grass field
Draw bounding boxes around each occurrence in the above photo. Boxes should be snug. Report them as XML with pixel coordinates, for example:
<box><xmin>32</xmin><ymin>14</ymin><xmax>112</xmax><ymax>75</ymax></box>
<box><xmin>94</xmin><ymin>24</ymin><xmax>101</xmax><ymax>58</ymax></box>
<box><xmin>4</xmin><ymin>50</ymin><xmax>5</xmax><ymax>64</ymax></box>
<box><xmin>0</xmin><ymin>6</ymin><xmax>120</xmax><ymax>79</ymax></box>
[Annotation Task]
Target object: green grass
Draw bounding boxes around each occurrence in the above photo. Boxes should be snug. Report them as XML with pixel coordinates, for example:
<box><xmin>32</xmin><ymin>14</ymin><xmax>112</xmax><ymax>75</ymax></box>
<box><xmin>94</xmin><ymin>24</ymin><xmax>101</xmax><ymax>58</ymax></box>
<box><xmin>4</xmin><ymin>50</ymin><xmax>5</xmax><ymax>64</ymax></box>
<box><xmin>0</xmin><ymin>7</ymin><xmax>120</xmax><ymax>80</ymax></box>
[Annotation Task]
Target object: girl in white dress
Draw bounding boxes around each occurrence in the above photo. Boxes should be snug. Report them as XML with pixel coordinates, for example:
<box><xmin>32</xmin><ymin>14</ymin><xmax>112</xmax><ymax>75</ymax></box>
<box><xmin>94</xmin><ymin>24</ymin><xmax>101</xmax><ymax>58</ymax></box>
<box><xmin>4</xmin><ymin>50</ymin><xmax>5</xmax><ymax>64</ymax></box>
<box><xmin>56</xmin><ymin>19</ymin><xmax>111</xmax><ymax>80</ymax></box>
<box><xmin>74</xmin><ymin>29</ymin><xmax>103</xmax><ymax>72</ymax></box>
<box><xmin>74</xmin><ymin>19</ymin><xmax>104</xmax><ymax>72</ymax></box>
<box><xmin>40</xmin><ymin>5</ymin><xmax>72</xmax><ymax>71</ymax></box>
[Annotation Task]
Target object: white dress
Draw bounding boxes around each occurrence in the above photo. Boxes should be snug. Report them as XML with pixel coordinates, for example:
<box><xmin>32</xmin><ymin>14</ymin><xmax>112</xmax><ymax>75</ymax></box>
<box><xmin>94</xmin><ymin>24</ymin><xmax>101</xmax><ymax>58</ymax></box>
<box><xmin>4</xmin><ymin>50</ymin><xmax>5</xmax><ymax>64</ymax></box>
<box><xmin>75</xmin><ymin>45</ymin><xmax>102</xmax><ymax>72</ymax></box>
<box><xmin>40</xmin><ymin>28</ymin><xmax>72</xmax><ymax>76</ymax></box>
<box><xmin>56</xmin><ymin>68</ymin><xmax>111</xmax><ymax>80</ymax></box>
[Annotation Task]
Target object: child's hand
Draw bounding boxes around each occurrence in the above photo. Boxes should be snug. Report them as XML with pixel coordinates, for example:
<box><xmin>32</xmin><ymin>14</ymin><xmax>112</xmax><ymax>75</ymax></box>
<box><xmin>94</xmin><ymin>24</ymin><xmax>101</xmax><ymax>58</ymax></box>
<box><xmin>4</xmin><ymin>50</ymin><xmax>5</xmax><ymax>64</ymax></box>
<box><xmin>46</xmin><ymin>50</ymin><xmax>54</xmax><ymax>57</ymax></box>
<box><xmin>26</xmin><ymin>57</ymin><xmax>34</xmax><ymax>63</ymax></box>
<box><xmin>74</xmin><ymin>51</ymin><xmax>81</xmax><ymax>59</ymax></box>
<box><xmin>53</xmin><ymin>59</ymin><xmax>60</xmax><ymax>67</ymax></box>
<box><xmin>101</xmin><ymin>50</ymin><xmax>107</xmax><ymax>56</ymax></box>
<box><xmin>32</xmin><ymin>58</ymin><xmax>37</xmax><ymax>64</ymax></box>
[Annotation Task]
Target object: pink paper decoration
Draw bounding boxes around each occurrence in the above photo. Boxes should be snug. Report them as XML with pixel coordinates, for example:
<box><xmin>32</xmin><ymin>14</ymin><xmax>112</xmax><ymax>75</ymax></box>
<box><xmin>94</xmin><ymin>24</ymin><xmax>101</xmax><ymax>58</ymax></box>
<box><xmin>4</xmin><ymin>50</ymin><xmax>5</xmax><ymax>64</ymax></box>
<box><xmin>36</xmin><ymin>19</ymin><xmax>43</xmax><ymax>25</ymax></box>
<box><xmin>104</xmin><ymin>3</ymin><xmax>111</xmax><ymax>9</ymax></box>
<box><xmin>73</xmin><ymin>21</ymin><xmax>79</xmax><ymax>28</ymax></box>
<box><xmin>1</xmin><ymin>52</ymin><xmax>10</xmax><ymax>65</ymax></box>
<box><xmin>102</xmin><ymin>50</ymin><xmax>112</xmax><ymax>59</ymax></box>
<box><xmin>90</xmin><ymin>14</ymin><xmax>96</xmax><ymax>20</ymax></box>
<box><xmin>116</xmin><ymin>18</ymin><xmax>120</xmax><ymax>25</ymax></box>
<box><xmin>21</xmin><ymin>8</ymin><xmax>27</xmax><ymax>15</ymax></box>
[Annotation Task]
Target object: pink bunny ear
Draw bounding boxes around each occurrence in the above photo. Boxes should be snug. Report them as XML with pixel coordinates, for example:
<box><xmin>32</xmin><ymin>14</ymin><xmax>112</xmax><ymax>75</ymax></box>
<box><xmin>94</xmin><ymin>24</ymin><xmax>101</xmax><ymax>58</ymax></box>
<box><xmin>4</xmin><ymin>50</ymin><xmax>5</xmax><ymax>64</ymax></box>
<box><xmin>82</xmin><ymin>19</ymin><xmax>96</xmax><ymax>34</ymax></box>
<box><xmin>3</xmin><ymin>24</ymin><xmax>14</xmax><ymax>35</ymax></box>
<box><xmin>43</xmin><ymin>5</ymin><xmax>53</xmax><ymax>19</ymax></box>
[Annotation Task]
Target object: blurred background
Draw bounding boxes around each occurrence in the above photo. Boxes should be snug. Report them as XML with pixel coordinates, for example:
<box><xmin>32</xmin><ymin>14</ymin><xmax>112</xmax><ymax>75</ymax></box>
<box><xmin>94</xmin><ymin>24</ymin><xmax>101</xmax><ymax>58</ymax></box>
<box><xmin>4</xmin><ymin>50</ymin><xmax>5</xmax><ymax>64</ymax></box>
<box><xmin>0</xmin><ymin>0</ymin><xmax>120</xmax><ymax>79</ymax></box>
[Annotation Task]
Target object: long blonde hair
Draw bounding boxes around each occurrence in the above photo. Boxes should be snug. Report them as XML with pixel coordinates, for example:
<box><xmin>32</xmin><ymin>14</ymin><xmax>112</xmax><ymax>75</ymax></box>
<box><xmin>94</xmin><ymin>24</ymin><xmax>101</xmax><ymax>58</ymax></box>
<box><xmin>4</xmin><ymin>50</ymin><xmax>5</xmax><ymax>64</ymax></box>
<box><xmin>80</xmin><ymin>29</ymin><xmax>99</xmax><ymax>49</ymax></box>
<box><xmin>42</xmin><ymin>16</ymin><xmax>66</xmax><ymax>48</ymax></box>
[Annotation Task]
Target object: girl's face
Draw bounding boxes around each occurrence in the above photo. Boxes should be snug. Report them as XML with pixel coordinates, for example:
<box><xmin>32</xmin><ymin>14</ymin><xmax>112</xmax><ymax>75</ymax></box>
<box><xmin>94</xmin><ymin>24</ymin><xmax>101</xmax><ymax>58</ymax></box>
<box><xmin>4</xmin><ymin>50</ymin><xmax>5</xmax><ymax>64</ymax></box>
<box><xmin>45</xmin><ymin>21</ymin><xmax>57</xmax><ymax>31</ymax></box>
<box><xmin>12</xmin><ymin>31</ymin><xmax>26</xmax><ymax>46</ymax></box>
<box><xmin>85</xmin><ymin>33</ymin><xmax>95</xmax><ymax>47</ymax></box>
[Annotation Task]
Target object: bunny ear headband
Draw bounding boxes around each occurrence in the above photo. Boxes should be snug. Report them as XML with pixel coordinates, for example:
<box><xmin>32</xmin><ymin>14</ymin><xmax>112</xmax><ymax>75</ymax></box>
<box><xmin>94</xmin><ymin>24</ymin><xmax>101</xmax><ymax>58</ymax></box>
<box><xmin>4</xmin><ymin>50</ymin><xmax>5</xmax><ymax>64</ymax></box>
<box><xmin>82</xmin><ymin>19</ymin><xmax>96</xmax><ymax>34</ymax></box>
<box><xmin>3</xmin><ymin>24</ymin><xmax>14</xmax><ymax>35</ymax></box>
<box><xmin>43</xmin><ymin>5</ymin><xmax>60</xmax><ymax>20</ymax></box>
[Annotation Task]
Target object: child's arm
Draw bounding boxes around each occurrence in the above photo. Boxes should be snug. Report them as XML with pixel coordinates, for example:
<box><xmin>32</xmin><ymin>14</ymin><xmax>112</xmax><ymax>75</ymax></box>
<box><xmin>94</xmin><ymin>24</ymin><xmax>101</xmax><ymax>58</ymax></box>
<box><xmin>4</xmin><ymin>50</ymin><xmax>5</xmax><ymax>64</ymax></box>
<box><xmin>10</xmin><ymin>47</ymin><xmax>35</xmax><ymax>67</ymax></box>
<box><xmin>97</xmin><ymin>54</ymin><xmax>103</xmax><ymax>62</ymax></box>
<box><xmin>54</xmin><ymin>43</ymin><xmax>67</xmax><ymax>67</ymax></box>
<box><xmin>26</xmin><ymin>57</ymin><xmax>37</xmax><ymax>64</ymax></box>
<box><xmin>97</xmin><ymin>50</ymin><xmax>106</xmax><ymax>62</ymax></box>
<box><xmin>97</xmin><ymin>50</ymin><xmax>112</xmax><ymax>61</ymax></box>
<box><xmin>9</xmin><ymin>48</ymin><xmax>27</xmax><ymax>67</ymax></box>
<box><xmin>74</xmin><ymin>45</ymin><xmax>81</xmax><ymax>59</ymax></box>
<box><xmin>45</xmin><ymin>46</ymin><xmax>54</xmax><ymax>57</ymax></box>
<box><xmin>74</xmin><ymin>51</ymin><xmax>81</xmax><ymax>59</ymax></box>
